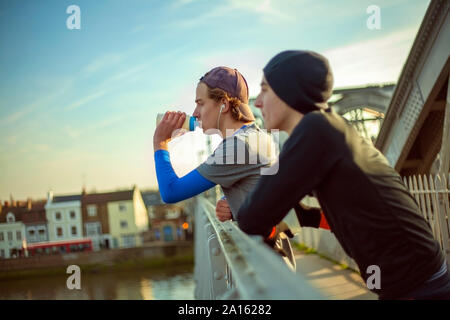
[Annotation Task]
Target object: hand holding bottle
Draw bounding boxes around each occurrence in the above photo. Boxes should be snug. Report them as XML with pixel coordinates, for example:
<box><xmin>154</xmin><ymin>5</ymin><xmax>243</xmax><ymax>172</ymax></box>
<box><xmin>153</xmin><ymin>111</ymin><xmax>187</xmax><ymax>151</ymax></box>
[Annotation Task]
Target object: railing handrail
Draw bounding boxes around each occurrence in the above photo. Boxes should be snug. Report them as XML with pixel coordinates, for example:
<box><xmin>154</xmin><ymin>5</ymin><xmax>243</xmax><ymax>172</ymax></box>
<box><xmin>194</xmin><ymin>196</ymin><xmax>324</xmax><ymax>300</ymax></box>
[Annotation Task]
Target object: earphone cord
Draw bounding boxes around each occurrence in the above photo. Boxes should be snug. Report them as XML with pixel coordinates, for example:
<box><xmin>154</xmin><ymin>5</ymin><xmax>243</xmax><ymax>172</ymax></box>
<box><xmin>217</xmin><ymin>105</ymin><xmax>223</xmax><ymax>132</ymax></box>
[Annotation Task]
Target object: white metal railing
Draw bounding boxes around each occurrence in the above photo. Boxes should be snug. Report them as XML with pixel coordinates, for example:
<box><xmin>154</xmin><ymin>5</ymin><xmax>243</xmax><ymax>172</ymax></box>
<box><xmin>403</xmin><ymin>173</ymin><xmax>450</xmax><ymax>254</ymax></box>
<box><xmin>193</xmin><ymin>196</ymin><xmax>323</xmax><ymax>300</ymax></box>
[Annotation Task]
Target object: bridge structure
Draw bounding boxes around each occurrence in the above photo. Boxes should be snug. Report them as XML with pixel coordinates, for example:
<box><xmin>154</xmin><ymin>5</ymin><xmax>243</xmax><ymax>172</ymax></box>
<box><xmin>193</xmin><ymin>0</ymin><xmax>450</xmax><ymax>300</ymax></box>
<box><xmin>329</xmin><ymin>84</ymin><xmax>395</xmax><ymax>141</ymax></box>
<box><xmin>250</xmin><ymin>84</ymin><xmax>395</xmax><ymax>142</ymax></box>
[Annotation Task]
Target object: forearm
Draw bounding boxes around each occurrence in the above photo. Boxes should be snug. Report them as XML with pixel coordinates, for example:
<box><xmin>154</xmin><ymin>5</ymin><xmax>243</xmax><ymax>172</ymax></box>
<box><xmin>237</xmin><ymin>113</ymin><xmax>340</xmax><ymax>237</ymax></box>
<box><xmin>237</xmin><ymin>169</ymin><xmax>297</xmax><ymax>238</ymax></box>
<box><xmin>154</xmin><ymin>150</ymin><xmax>216</xmax><ymax>203</ymax></box>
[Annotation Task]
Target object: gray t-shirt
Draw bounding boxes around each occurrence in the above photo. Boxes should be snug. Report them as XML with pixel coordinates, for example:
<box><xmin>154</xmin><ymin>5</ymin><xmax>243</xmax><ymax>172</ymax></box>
<box><xmin>197</xmin><ymin>123</ymin><xmax>279</xmax><ymax>219</ymax></box>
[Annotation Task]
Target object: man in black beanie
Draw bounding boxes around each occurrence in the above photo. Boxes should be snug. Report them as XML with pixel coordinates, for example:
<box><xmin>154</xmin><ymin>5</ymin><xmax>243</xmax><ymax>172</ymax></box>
<box><xmin>231</xmin><ymin>50</ymin><xmax>450</xmax><ymax>299</ymax></box>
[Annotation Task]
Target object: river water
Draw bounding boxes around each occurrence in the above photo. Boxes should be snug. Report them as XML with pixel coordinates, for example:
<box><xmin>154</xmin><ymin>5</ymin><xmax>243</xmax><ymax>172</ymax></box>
<box><xmin>0</xmin><ymin>268</ymin><xmax>195</xmax><ymax>300</ymax></box>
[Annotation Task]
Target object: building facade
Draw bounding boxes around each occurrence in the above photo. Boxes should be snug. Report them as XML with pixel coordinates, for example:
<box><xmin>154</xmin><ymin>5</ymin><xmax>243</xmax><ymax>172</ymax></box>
<box><xmin>45</xmin><ymin>192</ymin><xmax>83</xmax><ymax>242</ymax></box>
<box><xmin>141</xmin><ymin>191</ymin><xmax>192</xmax><ymax>243</ymax></box>
<box><xmin>22</xmin><ymin>200</ymin><xmax>48</xmax><ymax>244</ymax></box>
<box><xmin>106</xmin><ymin>186</ymin><xmax>149</xmax><ymax>248</ymax></box>
<box><xmin>81</xmin><ymin>190</ymin><xmax>114</xmax><ymax>251</ymax></box>
<box><xmin>0</xmin><ymin>204</ymin><xmax>26</xmax><ymax>259</ymax></box>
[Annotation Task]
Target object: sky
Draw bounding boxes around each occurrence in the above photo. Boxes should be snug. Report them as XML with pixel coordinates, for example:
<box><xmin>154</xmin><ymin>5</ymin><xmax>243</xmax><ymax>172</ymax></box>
<box><xmin>0</xmin><ymin>0</ymin><xmax>430</xmax><ymax>201</ymax></box>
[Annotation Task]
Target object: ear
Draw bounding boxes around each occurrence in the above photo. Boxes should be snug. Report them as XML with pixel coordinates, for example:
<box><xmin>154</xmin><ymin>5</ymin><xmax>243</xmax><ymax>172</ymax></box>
<box><xmin>220</xmin><ymin>100</ymin><xmax>230</xmax><ymax>113</ymax></box>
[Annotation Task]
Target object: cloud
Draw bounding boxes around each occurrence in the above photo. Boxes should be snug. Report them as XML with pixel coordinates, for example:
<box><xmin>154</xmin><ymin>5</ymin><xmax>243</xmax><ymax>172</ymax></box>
<box><xmin>171</xmin><ymin>0</ymin><xmax>204</xmax><ymax>9</ymax></box>
<box><xmin>323</xmin><ymin>27</ymin><xmax>418</xmax><ymax>88</ymax></box>
<box><xmin>0</xmin><ymin>81</ymin><xmax>72</xmax><ymax>126</ymax></box>
<box><xmin>64</xmin><ymin>126</ymin><xmax>82</xmax><ymax>139</ymax></box>
<box><xmin>104</xmin><ymin>63</ymin><xmax>150</xmax><ymax>84</ymax></box>
<box><xmin>63</xmin><ymin>115</ymin><xmax>123</xmax><ymax>140</ymax></box>
<box><xmin>93</xmin><ymin>116</ymin><xmax>122</xmax><ymax>130</ymax></box>
<box><xmin>1</xmin><ymin>109</ymin><xmax>29</xmax><ymax>125</ymax></box>
<box><xmin>174</xmin><ymin>25</ymin><xmax>418</xmax><ymax>100</ymax></box>
<box><xmin>171</xmin><ymin>0</ymin><xmax>293</xmax><ymax>29</ymax></box>
<box><xmin>34</xmin><ymin>144</ymin><xmax>50</xmax><ymax>152</ymax></box>
<box><xmin>64</xmin><ymin>90</ymin><xmax>107</xmax><ymax>111</ymax></box>
<box><xmin>227</xmin><ymin>0</ymin><xmax>293</xmax><ymax>23</ymax></box>
<box><xmin>82</xmin><ymin>53</ymin><xmax>125</xmax><ymax>77</ymax></box>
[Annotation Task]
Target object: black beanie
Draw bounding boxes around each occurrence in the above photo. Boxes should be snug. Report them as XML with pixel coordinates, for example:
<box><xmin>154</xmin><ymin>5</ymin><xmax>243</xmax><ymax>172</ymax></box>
<box><xmin>263</xmin><ymin>50</ymin><xmax>334</xmax><ymax>114</ymax></box>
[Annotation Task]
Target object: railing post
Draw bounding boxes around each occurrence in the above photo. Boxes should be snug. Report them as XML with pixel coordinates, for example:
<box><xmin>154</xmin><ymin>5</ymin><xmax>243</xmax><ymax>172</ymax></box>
<box><xmin>434</xmin><ymin>174</ymin><xmax>450</xmax><ymax>254</ymax></box>
<box><xmin>206</xmin><ymin>225</ymin><xmax>228</xmax><ymax>299</ymax></box>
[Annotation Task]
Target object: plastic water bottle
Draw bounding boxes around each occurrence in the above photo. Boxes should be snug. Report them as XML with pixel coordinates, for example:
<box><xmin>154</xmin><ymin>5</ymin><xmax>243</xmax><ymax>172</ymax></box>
<box><xmin>156</xmin><ymin>113</ymin><xmax>199</xmax><ymax>131</ymax></box>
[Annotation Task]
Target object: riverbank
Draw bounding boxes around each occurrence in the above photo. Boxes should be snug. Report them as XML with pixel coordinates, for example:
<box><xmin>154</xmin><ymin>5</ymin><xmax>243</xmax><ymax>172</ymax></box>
<box><xmin>0</xmin><ymin>242</ymin><xmax>194</xmax><ymax>281</ymax></box>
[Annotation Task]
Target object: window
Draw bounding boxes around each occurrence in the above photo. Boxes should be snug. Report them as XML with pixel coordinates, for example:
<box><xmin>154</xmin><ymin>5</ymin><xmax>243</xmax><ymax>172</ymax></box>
<box><xmin>166</xmin><ymin>210</ymin><xmax>180</xmax><ymax>219</ymax></box>
<box><xmin>122</xmin><ymin>235</ymin><xmax>135</xmax><ymax>248</ymax></box>
<box><xmin>0</xmin><ymin>249</ymin><xmax>4</xmax><ymax>258</ymax></box>
<box><xmin>87</xmin><ymin>205</ymin><xmax>97</xmax><ymax>217</ymax></box>
<box><xmin>55</xmin><ymin>212</ymin><xmax>62</xmax><ymax>221</ymax></box>
<box><xmin>7</xmin><ymin>231</ymin><xmax>13</xmax><ymax>241</ymax></box>
<box><xmin>70</xmin><ymin>211</ymin><xmax>76</xmax><ymax>219</ymax></box>
<box><xmin>86</xmin><ymin>222</ymin><xmax>101</xmax><ymax>236</ymax></box>
<box><xmin>0</xmin><ymin>232</ymin><xmax>4</xmax><ymax>241</ymax></box>
<box><xmin>120</xmin><ymin>221</ymin><xmax>128</xmax><ymax>229</ymax></box>
<box><xmin>119</xmin><ymin>203</ymin><xmax>126</xmax><ymax>212</ymax></box>
<box><xmin>7</xmin><ymin>212</ymin><xmax>15</xmax><ymax>223</ymax></box>
<box><xmin>38</xmin><ymin>229</ymin><xmax>46</xmax><ymax>241</ymax></box>
<box><xmin>57</xmin><ymin>227</ymin><xmax>63</xmax><ymax>237</ymax></box>
<box><xmin>29</xmin><ymin>230</ymin><xmax>35</xmax><ymax>237</ymax></box>
<box><xmin>71</xmin><ymin>226</ymin><xmax>77</xmax><ymax>236</ymax></box>
<box><xmin>16</xmin><ymin>231</ymin><xmax>21</xmax><ymax>241</ymax></box>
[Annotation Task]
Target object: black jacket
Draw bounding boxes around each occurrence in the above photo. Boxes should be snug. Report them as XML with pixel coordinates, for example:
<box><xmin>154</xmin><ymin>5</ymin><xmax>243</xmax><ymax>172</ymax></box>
<box><xmin>237</xmin><ymin>108</ymin><xmax>445</xmax><ymax>299</ymax></box>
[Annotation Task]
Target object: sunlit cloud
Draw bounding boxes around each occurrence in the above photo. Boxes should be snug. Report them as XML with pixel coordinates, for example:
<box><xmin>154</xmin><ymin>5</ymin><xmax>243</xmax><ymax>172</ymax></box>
<box><xmin>63</xmin><ymin>115</ymin><xmax>123</xmax><ymax>140</ymax></box>
<box><xmin>0</xmin><ymin>81</ymin><xmax>72</xmax><ymax>126</ymax></box>
<box><xmin>64</xmin><ymin>126</ymin><xmax>83</xmax><ymax>139</ymax></box>
<box><xmin>34</xmin><ymin>144</ymin><xmax>50</xmax><ymax>152</ymax></box>
<box><xmin>227</xmin><ymin>0</ymin><xmax>294</xmax><ymax>23</ymax></box>
<box><xmin>171</xmin><ymin>0</ymin><xmax>294</xmax><ymax>29</ymax></box>
<box><xmin>324</xmin><ymin>27</ymin><xmax>418</xmax><ymax>87</ymax></box>
<box><xmin>64</xmin><ymin>90</ymin><xmax>108</xmax><ymax>111</ymax></box>
<box><xmin>82</xmin><ymin>53</ymin><xmax>125</xmax><ymax>77</ymax></box>
<box><xmin>104</xmin><ymin>63</ymin><xmax>150</xmax><ymax>84</ymax></box>
<box><xmin>1</xmin><ymin>109</ymin><xmax>29</xmax><ymax>125</ymax></box>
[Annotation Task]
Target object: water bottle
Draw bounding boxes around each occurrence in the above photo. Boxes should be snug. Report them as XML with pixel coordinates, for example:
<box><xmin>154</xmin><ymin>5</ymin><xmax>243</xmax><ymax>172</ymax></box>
<box><xmin>156</xmin><ymin>112</ymin><xmax>199</xmax><ymax>131</ymax></box>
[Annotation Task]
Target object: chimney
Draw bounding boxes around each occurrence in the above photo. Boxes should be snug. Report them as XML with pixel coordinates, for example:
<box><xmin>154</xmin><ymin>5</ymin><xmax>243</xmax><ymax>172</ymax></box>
<box><xmin>4</xmin><ymin>201</ymin><xmax>9</xmax><ymax>207</ymax></box>
<box><xmin>27</xmin><ymin>198</ymin><xmax>32</xmax><ymax>210</ymax></box>
<box><xmin>10</xmin><ymin>194</ymin><xmax>16</xmax><ymax>207</ymax></box>
<box><xmin>47</xmin><ymin>190</ymin><xmax>54</xmax><ymax>203</ymax></box>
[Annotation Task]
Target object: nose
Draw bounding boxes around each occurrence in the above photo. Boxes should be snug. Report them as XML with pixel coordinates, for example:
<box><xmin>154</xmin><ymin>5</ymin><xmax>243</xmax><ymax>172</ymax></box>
<box><xmin>193</xmin><ymin>106</ymin><xmax>200</xmax><ymax>119</ymax></box>
<box><xmin>254</xmin><ymin>93</ymin><xmax>263</xmax><ymax>109</ymax></box>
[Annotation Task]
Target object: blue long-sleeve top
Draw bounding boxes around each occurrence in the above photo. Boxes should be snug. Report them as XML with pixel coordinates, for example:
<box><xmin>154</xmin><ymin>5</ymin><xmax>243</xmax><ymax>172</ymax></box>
<box><xmin>154</xmin><ymin>149</ymin><xmax>216</xmax><ymax>203</ymax></box>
